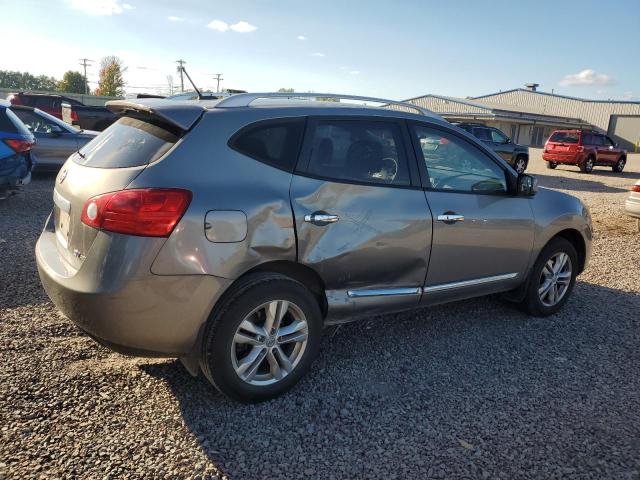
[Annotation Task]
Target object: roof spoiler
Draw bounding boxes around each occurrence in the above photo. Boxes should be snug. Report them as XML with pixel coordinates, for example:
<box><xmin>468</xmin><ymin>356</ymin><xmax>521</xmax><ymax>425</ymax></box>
<box><xmin>105</xmin><ymin>99</ymin><xmax>206</xmax><ymax>131</ymax></box>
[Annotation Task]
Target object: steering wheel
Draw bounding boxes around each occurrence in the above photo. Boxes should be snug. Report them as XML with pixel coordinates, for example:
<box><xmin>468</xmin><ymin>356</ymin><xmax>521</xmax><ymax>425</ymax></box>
<box><xmin>375</xmin><ymin>157</ymin><xmax>398</xmax><ymax>182</ymax></box>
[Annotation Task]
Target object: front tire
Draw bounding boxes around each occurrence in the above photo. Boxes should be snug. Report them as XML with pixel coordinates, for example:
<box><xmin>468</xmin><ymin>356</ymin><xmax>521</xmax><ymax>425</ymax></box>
<box><xmin>612</xmin><ymin>156</ymin><xmax>626</xmax><ymax>173</ymax></box>
<box><xmin>514</xmin><ymin>155</ymin><xmax>528</xmax><ymax>174</ymax></box>
<box><xmin>519</xmin><ymin>237</ymin><xmax>578</xmax><ymax>317</ymax></box>
<box><xmin>580</xmin><ymin>156</ymin><xmax>595</xmax><ymax>173</ymax></box>
<box><xmin>546</xmin><ymin>161</ymin><xmax>557</xmax><ymax>170</ymax></box>
<box><xmin>200</xmin><ymin>273</ymin><xmax>323</xmax><ymax>403</ymax></box>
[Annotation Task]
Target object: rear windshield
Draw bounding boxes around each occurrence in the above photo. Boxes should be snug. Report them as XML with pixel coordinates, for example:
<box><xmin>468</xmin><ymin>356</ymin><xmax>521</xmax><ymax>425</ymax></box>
<box><xmin>73</xmin><ymin>117</ymin><xmax>178</xmax><ymax>168</ymax></box>
<box><xmin>549</xmin><ymin>131</ymin><xmax>579</xmax><ymax>144</ymax></box>
<box><xmin>0</xmin><ymin>108</ymin><xmax>33</xmax><ymax>136</ymax></box>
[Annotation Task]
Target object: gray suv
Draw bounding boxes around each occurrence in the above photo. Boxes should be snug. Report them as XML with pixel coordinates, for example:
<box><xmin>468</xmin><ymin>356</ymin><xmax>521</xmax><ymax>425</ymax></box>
<box><xmin>36</xmin><ymin>93</ymin><xmax>592</xmax><ymax>402</ymax></box>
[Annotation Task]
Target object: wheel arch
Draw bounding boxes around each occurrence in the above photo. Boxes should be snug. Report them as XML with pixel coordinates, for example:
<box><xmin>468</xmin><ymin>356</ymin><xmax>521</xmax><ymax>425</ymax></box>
<box><xmin>550</xmin><ymin>228</ymin><xmax>586</xmax><ymax>274</ymax></box>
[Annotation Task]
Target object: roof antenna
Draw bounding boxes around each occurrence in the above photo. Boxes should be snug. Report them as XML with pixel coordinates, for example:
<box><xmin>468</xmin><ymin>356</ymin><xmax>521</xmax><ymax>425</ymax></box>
<box><xmin>179</xmin><ymin>66</ymin><xmax>203</xmax><ymax>99</ymax></box>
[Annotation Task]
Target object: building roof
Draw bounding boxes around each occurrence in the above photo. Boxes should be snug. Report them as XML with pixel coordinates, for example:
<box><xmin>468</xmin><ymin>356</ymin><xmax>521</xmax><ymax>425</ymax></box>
<box><xmin>472</xmin><ymin>88</ymin><xmax>640</xmax><ymax>105</ymax></box>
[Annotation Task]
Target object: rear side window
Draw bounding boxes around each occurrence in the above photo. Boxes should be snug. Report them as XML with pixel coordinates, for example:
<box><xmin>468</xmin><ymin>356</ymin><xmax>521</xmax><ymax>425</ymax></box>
<box><xmin>549</xmin><ymin>131</ymin><xmax>579</xmax><ymax>143</ymax></box>
<box><xmin>1</xmin><ymin>108</ymin><xmax>32</xmax><ymax>136</ymax></box>
<box><xmin>74</xmin><ymin>117</ymin><xmax>178</xmax><ymax>168</ymax></box>
<box><xmin>472</xmin><ymin>127</ymin><xmax>491</xmax><ymax>141</ymax></box>
<box><xmin>229</xmin><ymin>118</ymin><xmax>305</xmax><ymax>172</ymax></box>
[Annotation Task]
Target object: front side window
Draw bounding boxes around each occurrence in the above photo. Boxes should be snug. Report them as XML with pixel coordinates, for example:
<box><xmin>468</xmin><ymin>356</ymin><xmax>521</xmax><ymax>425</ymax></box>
<box><xmin>603</xmin><ymin>136</ymin><xmax>615</xmax><ymax>147</ymax></box>
<box><xmin>490</xmin><ymin>128</ymin><xmax>508</xmax><ymax>143</ymax></box>
<box><xmin>592</xmin><ymin>135</ymin><xmax>604</xmax><ymax>146</ymax></box>
<box><xmin>230</xmin><ymin>119</ymin><xmax>305</xmax><ymax>172</ymax></box>
<box><xmin>12</xmin><ymin>109</ymin><xmax>66</xmax><ymax>134</ymax></box>
<box><xmin>305</xmin><ymin>120</ymin><xmax>410</xmax><ymax>186</ymax></box>
<box><xmin>472</xmin><ymin>127</ymin><xmax>491</xmax><ymax>141</ymax></box>
<box><xmin>412</xmin><ymin>125</ymin><xmax>507</xmax><ymax>193</ymax></box>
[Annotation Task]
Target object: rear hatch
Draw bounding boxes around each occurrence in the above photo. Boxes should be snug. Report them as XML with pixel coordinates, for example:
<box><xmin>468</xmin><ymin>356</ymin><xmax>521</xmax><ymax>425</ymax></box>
<box><xmin>52</xmin><ymin>100</ymin><xmax>205</xmax><ymax>270</ymax></box>
<box><xmin>545</xmin><ymin>131</ymin><xmax>581</xmax><ymax>155</ymax></box>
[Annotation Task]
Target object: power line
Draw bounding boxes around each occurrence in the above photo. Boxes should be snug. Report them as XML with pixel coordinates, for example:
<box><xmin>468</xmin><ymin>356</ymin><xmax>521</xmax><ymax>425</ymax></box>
<box><xmin>78</xmin><ymin>58</ymin><xmax>94</xmax><ymax>94</ymax></box>
<box><xmin>175</xmin><ymin>59</ymin><xmax>186</xmax><ymax>92</ymax></box>
<box><xmin>213</xmin><ymin>73</ymin><xmax>223</xmax><ymax>93</ymax></box>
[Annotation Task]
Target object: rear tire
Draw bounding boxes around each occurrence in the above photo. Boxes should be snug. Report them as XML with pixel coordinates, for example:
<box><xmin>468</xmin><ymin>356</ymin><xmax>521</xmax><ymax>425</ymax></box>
<box><xmin>200</xmin><ymin>273</ymin><xmax>323</xmax><ymax>403</ymax></box>
<box><xmin>612</xmin><ymin>156</ymin><xmax>626</xmax><ymax>173</ymax></box>
<box><xmin>514</xmin><ymin>155</ymin><xmax>528</xmax><ymax>174</ymax></box>
<box><xmin>546</xmin><ymin>161</ymin><xmax>557</xmax><ymax>170</ymax></box>
<box><xmin>580</xmin><ymin>156</ymin><xmax>595</xmax><ymax>173</ymax></box>
<box><xmin>519</xmin><ymin>237</ymin><xmax>578</xmax><ymax>317</ymax></box>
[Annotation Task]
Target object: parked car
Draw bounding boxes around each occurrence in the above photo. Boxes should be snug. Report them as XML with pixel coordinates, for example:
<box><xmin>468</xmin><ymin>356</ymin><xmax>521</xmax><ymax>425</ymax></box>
<box><xmin>0</xmin><ymin>100</ymin><xmax>34</xmax><ymax>199</ymax></box>
<box><xmin>624</xmin><ymin>180</ymin><xmax>640</xmax><ymax>232</ymax></box>
<box><xmin>454</xmin><ymin>123</ymin><xmax>529</xmax><ymax>173</ymax></box>
<box><xmin>36</xmin><ymin>93</ymin><xmax>592</xmax><ymax>403</ymax></box>
<box><xmin>543</xmin><ymin>129</ymin><xmax>627</xmax><ymax>173</ymax></box>
<box><xmin>10</xmin><ymin>105</ymin><xmax>98</xmax><ymax>171</ymax></box>
<box><xmin>7</xmin><ymin>92</ymin><xmax>84</xmax><ymax>120</ymax></box>
<box><xmin>61</xmin><ymin>102</ymin><xmax>117</xmax><ymax>131</ymax></box>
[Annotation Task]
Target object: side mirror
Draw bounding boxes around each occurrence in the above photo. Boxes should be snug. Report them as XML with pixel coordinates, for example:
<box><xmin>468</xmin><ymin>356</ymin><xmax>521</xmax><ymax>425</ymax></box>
<box><xmin>504</xmin><ymin>137</ymin><xmax>511</xmax><ymax>144</ymax></box>
<box><xmin>517</xmin><ymin>173</ymin><xmax>538</xmax><ymax>196</ymax></box>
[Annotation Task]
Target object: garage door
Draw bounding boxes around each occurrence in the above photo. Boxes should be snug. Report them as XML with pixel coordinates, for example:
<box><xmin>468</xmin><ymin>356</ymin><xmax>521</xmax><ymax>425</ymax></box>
<box><xmin>608</xmin><ymin>115</ymin><xmax>640</xmax><ymax>152</ymax></box>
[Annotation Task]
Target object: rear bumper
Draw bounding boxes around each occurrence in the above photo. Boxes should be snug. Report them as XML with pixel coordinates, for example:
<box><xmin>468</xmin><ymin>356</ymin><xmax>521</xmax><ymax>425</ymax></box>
<box><xmin>36</xmin><ymin>227</ymin><xmax>232</xmax><ymax>357</ymax></box>
<box><xmin>625</xmin><ymin>193</ymin><xmax>640</xmax><ymax>219</ymax></box>
<box><xmin>542</xmin><ymin>152</ymin><xmax>583</xmax><ymax>164</ymax></box>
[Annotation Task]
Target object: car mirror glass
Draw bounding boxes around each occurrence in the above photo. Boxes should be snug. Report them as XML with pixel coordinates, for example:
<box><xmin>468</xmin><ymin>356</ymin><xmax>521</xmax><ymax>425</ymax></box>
<box><xmin>517</xmin><ymin>173</ymin><xmax>538</xmax><ymax>196</ymax></box>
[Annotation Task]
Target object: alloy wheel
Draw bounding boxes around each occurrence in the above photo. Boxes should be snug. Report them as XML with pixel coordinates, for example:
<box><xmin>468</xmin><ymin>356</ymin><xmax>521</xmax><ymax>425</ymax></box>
<box><xmin>231</xmin><ymin>300</ymin><xmax>308</xmax><ymax>386</ymax></box>
<box><xmin>538</xmin><ymin>252</ymin><xmax>572</xmax><ymax>307</ymax></box>
<box><xmin>515</xmin><ymin>158</ymin><xmax>527</xmax><ymax>174</ymax></box>
<box><xmin>585</xmin><ymin>157</ymin><xmax>594</xmax><ymax>172</ymax></box>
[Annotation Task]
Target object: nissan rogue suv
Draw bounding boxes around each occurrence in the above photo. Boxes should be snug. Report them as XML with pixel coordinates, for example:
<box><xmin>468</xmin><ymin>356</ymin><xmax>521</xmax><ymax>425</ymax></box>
<box><xmin>543</xmin><ymin>129</ymin><xmax>627</xmax><ymax>173</ymax></box>
<box><xmin>36</xmin><ymin>93</ymin><xmax>592</xmax><ymax>402</ymax></box>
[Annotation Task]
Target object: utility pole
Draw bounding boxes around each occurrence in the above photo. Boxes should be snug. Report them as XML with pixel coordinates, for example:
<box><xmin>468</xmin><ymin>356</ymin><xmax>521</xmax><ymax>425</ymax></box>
<box><xmin>213</xmin><ymin>73</ymin><xmax>223</xmax><ymax>93</ymax></box>
<box><xmin>78</xmin><ymin>58</ymin><xmax>94</xmax><ymax>94</ymax></box>
<box><xmin>175</xmin><ymin>59</ymin><xmax>186</xmax><ymax>92</ymax></box>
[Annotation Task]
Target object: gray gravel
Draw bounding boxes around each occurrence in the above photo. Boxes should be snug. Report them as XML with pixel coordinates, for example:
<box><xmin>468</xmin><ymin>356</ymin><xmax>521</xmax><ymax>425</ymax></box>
<box><xmin>1</xmin><ymin>152</ymin><xmax>640</xmax><ymax>479</ymax></box>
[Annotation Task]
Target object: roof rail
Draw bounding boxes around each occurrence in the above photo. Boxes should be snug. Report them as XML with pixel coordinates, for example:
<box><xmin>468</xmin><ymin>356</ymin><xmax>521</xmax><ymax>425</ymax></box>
<box><xmin>215</xmin><ymin>92</ymin><xmax>434</xmax><ymax>117</ymax></box>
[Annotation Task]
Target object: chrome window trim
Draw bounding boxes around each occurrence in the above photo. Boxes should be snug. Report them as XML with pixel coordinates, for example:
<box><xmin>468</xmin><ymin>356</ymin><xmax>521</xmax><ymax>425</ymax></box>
<box><xmin>347</xmin><ymin>287</ymin><xmax>421</xmax><ymax>298</ymax></box>
<box><xmin>423</xmin><ymin>273</ymin><xmax>518</xmax><ymax>294</ymax></box>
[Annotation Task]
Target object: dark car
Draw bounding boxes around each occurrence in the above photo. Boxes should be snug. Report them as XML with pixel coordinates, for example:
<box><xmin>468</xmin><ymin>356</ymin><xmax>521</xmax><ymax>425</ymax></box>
<box><xmin>7</xmin><ymin>92</ymin><xmax>84</xmax><ymax>120</ymax></box>
<box><xmin>455</xmin><ymin>123</ymin><xmax>529</xmax><ymax>173</ymax></box>
<box><xmin>0</xmin><ymin>100</ymin><xmax>35</xmax><ymax>199</ymax></box>
<box><xmin>61</xmin><ymin>103</ymin><xmax>117</xmax><ymax>131</ymax></box>
<box><xmin>543</xmin><ymin>129</ymin><xmax>627</xmax><ymax>173</ymax></box>
<box><xmin>10</xmin><ymin>105</ymin><xmax>98</xmax><ymax>171</ymax></box>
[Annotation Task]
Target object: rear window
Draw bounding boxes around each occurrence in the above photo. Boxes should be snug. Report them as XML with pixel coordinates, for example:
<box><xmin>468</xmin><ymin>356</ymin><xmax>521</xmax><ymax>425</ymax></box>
<box><xmin>229</xmin><ymin>118</ymin><xmax>305</xmax><ymax>172</ymax></box>
<box><xmin>549</xmin><ymin>131</ymin><xmax>579</xmax><ymax>144</ymax></box>
<box><xmin>0</xmin><ymin>108</ymin><xmax>32</xmax><ymax>136</ymax></box>
<box><xmin>73</xmin><ymin>117</ymin><xmax>178</xmax><ymax>168</ymax></box>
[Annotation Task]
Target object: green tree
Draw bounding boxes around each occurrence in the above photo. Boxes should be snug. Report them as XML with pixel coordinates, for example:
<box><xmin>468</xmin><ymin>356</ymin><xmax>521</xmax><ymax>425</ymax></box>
<box><xmin>94</xmin><ymin>56</ymin><xmax>126</xmax><ymax>97</ymax></box>
<box><xmin>277</xmin><ymin>88</ymin><xmax>295</xmax><ymax>93</ymax></box>
<box><xmin>0</xmin><ymin>70</ymin><xmax>58</xmax><ymax>90</ymax></box>
<box><xmin>58</xmin><ymin>71</ymin><xmax>86</xmax><ymax>94</ymax></box>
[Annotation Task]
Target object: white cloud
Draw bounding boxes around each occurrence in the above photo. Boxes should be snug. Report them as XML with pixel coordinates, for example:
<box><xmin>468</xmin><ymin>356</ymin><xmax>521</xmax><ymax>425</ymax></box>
<box><xmin>339</xmin><ymin>66</ymin><xmax>349</xmax><ymax>70</ymax></box>
<box><xmin>207</xmin><ymin>19</ymin><xmax>256</xmax><ymax>33</ymax></box>
<box><xmin>168</xmin><ymin>16</ymin><xmax>184</xmax><ymax>22</ymax></box>
<box><xmin>559</xmin><ymin>69</ymin><xmax>614</xmax><ymax>86</ymax></box>
<box><xmin>349</xmin><ymin>70</ymin><xmax>360</xmax><ymax>75</ymax></box>
<box><xmin>207</xmin><ymin>19</ymin><xmax>229</xmax><ymax>32</ymax></box>
<box><xmin>70</xmin><ymin>0</ymin><xmax>134</xmax><ymax>15</ymax></box>
<box><xmin>297</xmin><ymin>35</ymin><xmax>307</xmax><ymax>40</ymax></box>
<box><xmin>311</xmin><ymin>52</ymin><xmax>325</xmax><ymax>57</ymax></box>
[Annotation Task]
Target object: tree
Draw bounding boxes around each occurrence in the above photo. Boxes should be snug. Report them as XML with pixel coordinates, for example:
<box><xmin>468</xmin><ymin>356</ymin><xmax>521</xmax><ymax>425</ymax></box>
<box><xmin>0</xmin><ymin>70</ymin><xmax>58</xmax><ymax>90</ymax></box>
<box><xmin>94</xmin><ymin>56</ymin><xmax>126</xmax><ymax>97</ymax></box>
<box><xmin>58</xmin><ymin>71</ymin><xmax>86</xmax><ymax>94</ymax></box>
<box><xmin>277</xmin><ymin>88</ymin><xmax>295</xmax><ymax>93</ymax></box>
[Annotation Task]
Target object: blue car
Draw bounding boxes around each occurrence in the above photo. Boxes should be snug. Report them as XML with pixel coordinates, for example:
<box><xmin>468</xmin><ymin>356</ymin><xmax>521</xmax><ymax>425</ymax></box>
<box><xmin>0</xmin><ymin>99</ymin><xmax>35</xmax><ymax>199</ymax></box>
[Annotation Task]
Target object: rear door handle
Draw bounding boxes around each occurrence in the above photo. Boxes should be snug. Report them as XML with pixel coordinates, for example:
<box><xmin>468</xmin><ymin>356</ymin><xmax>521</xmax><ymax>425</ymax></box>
<box><xmin>304</xmin><ymin>212</ymin><xmax>339</xmax><ymax>225</ymax></box>
<box><xmin>437</xmin><ymin>213</ymin><xmax>465</xmax><ymax>224</ymax></box>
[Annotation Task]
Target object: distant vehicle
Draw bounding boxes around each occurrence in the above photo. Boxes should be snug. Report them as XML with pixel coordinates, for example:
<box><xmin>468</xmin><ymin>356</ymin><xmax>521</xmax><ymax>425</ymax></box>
<box><xmin>454</xmin><ymin>123</ymin><xmax>529</xmax><ymax>173</ymax></box>
<box><xmin>10</xmin><ymin>105</ymin><xmax>98</xmax><ymax>171</ymax></box>
<box><xmin>166</xmin><ymin>89</ymin><xmax>247</xmax><ymax>101</ymax></box>
<box><xmin>543</xmin><ymin>129</ymin><xmax>627</xmax><ymax>173</ymax></box>
<box><xmin>0</xmin><ymin>100</ymin><xmax>34</xmax><ymax>199</ymax></box>
<box><xmin>625</xmin><ymin>180</ymin><xmax>640</xmax><ymax>232</ymax></box>
<box><xmin>61</xmin><ymin>102</ymin><xmax>117</xmax><ymax>131</ymax></box>
<box><xmin>7</xmin><ymin>92</ymin><xmax>84</xmax><ymax>120</ymax></box>
<box><xmin>37</xmin><ymin>92</ymin><xmax>592</xmax><ymax>403</ymax></box>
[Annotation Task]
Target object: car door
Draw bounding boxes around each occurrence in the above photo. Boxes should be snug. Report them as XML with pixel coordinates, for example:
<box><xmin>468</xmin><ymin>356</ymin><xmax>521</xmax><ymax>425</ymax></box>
<box><xmin>488</xmin><ymin>127</ymin><xmax>514</xmax><ymax>163</ymax></box>
<box><xmin>591</xmin><ymin>134</ymin><xmax>607</xmax><ymax>163</ymax></box>
<box><xmin>601</xmin><ymin>135</ymin><xmax>618</xmax><ymax>164</ymax></box>
<box><xmin>408</xmin><ymin>122</ymin><xmax>534</xmax><ymax>305</ymax></box>
<box><xmin>290</xmin><ymin>117</ymin><xmax>432</xmax><ymax>321</ymax></box>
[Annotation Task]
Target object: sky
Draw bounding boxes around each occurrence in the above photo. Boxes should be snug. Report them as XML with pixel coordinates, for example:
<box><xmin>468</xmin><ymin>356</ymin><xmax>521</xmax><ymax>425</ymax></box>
<box><xmin>1</xmin><ymin>0</ymin><xmax>639</xmax><ymax>101</ymax></box>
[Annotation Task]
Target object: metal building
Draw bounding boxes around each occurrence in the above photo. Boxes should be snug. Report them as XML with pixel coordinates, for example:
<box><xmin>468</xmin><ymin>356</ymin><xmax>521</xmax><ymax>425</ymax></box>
<box><xmin>405</xmin><ymin>87</ymin><xmax>640</xmax><ymax>150</ymax></box>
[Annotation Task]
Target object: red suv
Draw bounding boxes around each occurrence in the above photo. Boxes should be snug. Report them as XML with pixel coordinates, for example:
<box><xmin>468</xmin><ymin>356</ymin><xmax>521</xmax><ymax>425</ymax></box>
<box><xmin>543</xmin><ymin>129</ymin><xmax>627</xmax><ymax>173</ymax></box>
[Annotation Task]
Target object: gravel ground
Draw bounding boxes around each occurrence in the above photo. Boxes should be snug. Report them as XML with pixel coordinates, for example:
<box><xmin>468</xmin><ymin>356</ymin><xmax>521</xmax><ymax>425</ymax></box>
<box><xmin>1</xmin><ymin>151</ymin><xmax>639</xmax><ymax>479</ymax></box>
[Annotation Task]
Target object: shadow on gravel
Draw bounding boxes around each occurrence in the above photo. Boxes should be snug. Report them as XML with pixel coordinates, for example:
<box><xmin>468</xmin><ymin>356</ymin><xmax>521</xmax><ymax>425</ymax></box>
<box><xmin>533</xmin><ymin>173</ymin><xmax>632</xmax><ymax>193</ymax></box>
<box><xmin>141</xmin><ymin>280</ymin><xmax>640</xmax><ymax>479</ymax></box>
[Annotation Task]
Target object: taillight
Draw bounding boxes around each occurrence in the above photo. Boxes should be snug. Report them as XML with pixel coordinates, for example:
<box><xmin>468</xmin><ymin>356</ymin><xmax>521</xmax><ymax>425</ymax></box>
<box><xmin>70</xmin><ymin>110</ymin><xmax>79</xmax><ymax>122</ymax></box>
<box><xmin>3</xmin><ymin>138</ymin><xmax>34</xmax><ymax>153</ymax></box>
<box><xmin>80</xmin><ymin>188</ymin><xmax>192</xmax><ymax>237</ymax></box>
<box><xmin>576</xmin><ymin>146</ymin><xmax>584</xmax><ymax>152</ymax></box>
<box><xmin>632</xmin><ymin>185</ymin><xmax>640</xmax><ymax>193</ymax></box>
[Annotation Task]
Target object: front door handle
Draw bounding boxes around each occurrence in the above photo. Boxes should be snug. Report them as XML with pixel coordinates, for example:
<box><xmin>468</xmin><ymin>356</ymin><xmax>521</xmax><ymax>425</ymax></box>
<box><xmin>437</xmin><ymin>213</ymin><xmax>465</xmax><ymax>224</ymax></box>
<box><xmin>304</xmin><ymin>212</ymin><xmax>339</xmax><ymax>225</ymax></box>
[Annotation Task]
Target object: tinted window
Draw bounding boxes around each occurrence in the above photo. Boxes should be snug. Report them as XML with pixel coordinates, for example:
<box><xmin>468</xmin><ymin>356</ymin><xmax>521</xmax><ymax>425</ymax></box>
<box><xmin>74</xmin><ymin>117</ymin><xmax>178</xmax><ymax>168</ymax></box>
<box><xmin>490</xmin><ymin>128</ymin><xmax>508</xmax><ymax>143</ymax></box>
<box><xmin>549</xmin><ymin>131</ymin><xmax>579</xmax><ymax>143</ymax></box>
<box><xmin>33</xmin><ymin>97</ymin><xmax>56</xmax><ymax>109</ymax></box>
<box><xmin>305</xmin><ymin>120</ymin><xmax>410</xmax><ymax>186</ymax></box>
<box><xmin>1</xmin><ymin>108</ymin><xmax>32</xmax><ymax>136</ymax></box>
<box><xmin>230</xmin><ymin>119</ymin><xmax>305</xmax><ymax>172</ymax></box>
<box><xmin>12</xmin><ymin>108</ymin><xmax>68</xmax><ymax>134</ymax></box>
<box><xmin>592</xmin><ymin>135</ymin><xmax>604</xmax><ymax>146</ymax></box>
<box><xmin>472</xmin><ymin>127</ymin><xmax>491</xmax><ymax>141</ymax></box>
<box><xmin>582</xmin><ymin>133</ymin><xmax>593</xmax><ymax>145</ymax></box>
<box><xmin>603</xmin><ymin>136</ymin><xmax>615</xmax><ymax>146</ymax></box>
<box><xmin>412</xmin><ymin>125</ymin><xmax>506</xmax><ymax>193</ymax></box>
